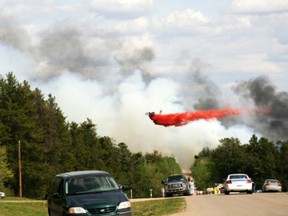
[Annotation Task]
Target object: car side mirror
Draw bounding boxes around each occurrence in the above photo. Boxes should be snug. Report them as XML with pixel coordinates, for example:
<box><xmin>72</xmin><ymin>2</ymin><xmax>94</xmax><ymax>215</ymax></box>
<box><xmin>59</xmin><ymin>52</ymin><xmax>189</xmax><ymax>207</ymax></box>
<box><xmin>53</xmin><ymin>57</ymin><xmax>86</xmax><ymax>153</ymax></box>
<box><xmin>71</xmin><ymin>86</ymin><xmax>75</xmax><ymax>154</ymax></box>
<box><xmin>52</xmin><ymin>192</ymin><xmax>62</xmax><ymax>198</ymax></box>
<box><xmin>161</xmin><ymin>180</ymin><xmax>165</xmax><ymax>184</ymax></box>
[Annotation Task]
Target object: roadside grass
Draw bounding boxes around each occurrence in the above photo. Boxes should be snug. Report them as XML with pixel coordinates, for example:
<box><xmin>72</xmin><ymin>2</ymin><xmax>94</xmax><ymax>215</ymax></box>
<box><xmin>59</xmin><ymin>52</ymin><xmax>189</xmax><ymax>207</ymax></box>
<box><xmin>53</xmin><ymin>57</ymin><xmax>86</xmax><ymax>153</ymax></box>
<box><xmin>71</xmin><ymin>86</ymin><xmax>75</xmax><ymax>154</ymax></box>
<box><xmin>0</xmin><ymin>202</ymin><xmax>47</xmax><ymax>216</ymax></box>
<box><xmin>1</xmin><ymin>197</ymin><xmax>35</xmax><ymax>200</ymax></box>
<box><xmin>0</xmin><ymin>197</ymin><xmax>185</xmax><ymax>216</ymax></box>
<box><xmin>132</xmin><ymin>198</ymin><xmax>186</xmax><ymax>216</ymax></box>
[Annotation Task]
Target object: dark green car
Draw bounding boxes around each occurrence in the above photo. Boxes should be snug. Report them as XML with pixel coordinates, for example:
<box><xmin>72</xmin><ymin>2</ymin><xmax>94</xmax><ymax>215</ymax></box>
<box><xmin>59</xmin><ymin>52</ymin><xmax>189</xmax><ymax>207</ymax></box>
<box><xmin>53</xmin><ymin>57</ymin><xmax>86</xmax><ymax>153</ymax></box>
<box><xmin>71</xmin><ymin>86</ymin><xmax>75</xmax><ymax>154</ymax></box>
<box><xmin>46</xmin><ymin>170</ymin><xmax>131</xmax><ymax>216</ymax></box>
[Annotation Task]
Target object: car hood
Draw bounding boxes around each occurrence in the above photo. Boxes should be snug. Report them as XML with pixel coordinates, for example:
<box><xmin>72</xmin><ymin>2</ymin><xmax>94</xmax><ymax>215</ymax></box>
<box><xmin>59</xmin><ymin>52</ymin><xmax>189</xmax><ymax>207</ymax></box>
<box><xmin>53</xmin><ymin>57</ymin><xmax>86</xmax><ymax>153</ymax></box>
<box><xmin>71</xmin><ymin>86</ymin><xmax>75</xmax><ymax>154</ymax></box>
<box><xmin>66</xmin><ymin>190</ymin><xmax>128</xmax><ymax>208</ymax></box>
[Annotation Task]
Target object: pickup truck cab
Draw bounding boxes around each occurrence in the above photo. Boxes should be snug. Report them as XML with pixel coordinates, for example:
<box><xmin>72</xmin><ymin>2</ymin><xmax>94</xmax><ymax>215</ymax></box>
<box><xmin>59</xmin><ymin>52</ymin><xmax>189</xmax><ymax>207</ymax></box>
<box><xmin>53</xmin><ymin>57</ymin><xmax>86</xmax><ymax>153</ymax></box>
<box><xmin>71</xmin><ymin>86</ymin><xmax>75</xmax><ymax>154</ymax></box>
<box><xmin>162</xmin><ymin>174</ymin><xmax>190</xmax><ymax>197</ymax></box>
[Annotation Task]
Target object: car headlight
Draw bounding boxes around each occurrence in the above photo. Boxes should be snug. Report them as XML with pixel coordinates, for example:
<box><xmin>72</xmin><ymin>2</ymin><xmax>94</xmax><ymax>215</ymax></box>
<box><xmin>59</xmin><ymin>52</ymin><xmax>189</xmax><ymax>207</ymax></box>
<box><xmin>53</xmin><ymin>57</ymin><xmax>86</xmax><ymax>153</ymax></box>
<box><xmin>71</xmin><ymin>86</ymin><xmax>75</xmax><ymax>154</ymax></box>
<box><xmin>68</xmin><ymin>207</ymin><xmax>87</xmax><ymax>214</ymax></box>
<box><xmin>118</xmin><ymin>201</ymin><xmax>131</xmax><ymax>209</ymax></box>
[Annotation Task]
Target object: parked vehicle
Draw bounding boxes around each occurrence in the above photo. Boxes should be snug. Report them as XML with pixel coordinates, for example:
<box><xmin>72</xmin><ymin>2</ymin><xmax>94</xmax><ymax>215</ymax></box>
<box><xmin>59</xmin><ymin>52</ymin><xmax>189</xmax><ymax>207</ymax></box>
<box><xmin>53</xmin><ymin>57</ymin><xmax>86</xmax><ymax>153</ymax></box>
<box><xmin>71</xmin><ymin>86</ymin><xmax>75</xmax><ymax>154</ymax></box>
<box><xmin>46</xmin><ymin>170</ymin><xmax>131</xmax><ymax>216</ymax></box>
<box><xmin>161</xmin><ymin>174</ymin><xmax>190</xmax><ymax>197</ymax></box>
<box><xmin>223</xmin><ymin>173</ymin><xmax>253</xmax><ymax>195</ymax></box>
<box><xmin>262</xmin><ymin>179</ymin><xmax>282</xmax><ymax>192</ymax></box>
<box><xmin>0</xmin><ymin>192</ymin><xmax>5</xmax><ymax>199</ymax></box>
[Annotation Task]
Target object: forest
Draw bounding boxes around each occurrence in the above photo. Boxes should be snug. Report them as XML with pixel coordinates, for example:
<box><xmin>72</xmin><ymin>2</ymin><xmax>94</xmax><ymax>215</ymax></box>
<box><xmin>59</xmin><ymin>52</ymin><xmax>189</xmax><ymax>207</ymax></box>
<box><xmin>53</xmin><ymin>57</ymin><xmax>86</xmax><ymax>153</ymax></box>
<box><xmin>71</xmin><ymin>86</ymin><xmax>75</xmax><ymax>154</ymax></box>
<box><xmin>1</xmin><ymin>72</ymin><xmax>287</xmax><ymax>199</ymax></box>
<box><xmin>191</xmin><ymin>137</ymin><xmax>288</xmax><ymax>192</ymax></box>
<box><xmin>0</xmin><ymin>72</ymin><xmax>181</xmax><ymax>199</ymax></box>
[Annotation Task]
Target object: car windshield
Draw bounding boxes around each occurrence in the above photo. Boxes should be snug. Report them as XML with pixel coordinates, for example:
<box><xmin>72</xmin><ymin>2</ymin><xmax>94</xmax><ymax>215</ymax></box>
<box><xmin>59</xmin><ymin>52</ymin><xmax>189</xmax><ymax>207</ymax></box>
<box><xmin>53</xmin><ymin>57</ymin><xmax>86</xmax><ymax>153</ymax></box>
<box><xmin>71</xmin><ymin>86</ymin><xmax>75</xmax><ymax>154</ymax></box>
<box><xmin>230</xmin><ymin>175</ymin><xmax>247</xmax><ymax>180</ymax></box>
<box><xmin>66</xmin><ymin>174</ymin><xmax>120</xmax><ymax>195</ymax></box>
<box><xmin>167</xmin><ymin>175</ymin><xmax>185</xmax><ymax>182</ymax></box>
<box><xmin>267</xmin><ymin>180</ymin><xmax>279</xmax><ymax>184</ymax></box>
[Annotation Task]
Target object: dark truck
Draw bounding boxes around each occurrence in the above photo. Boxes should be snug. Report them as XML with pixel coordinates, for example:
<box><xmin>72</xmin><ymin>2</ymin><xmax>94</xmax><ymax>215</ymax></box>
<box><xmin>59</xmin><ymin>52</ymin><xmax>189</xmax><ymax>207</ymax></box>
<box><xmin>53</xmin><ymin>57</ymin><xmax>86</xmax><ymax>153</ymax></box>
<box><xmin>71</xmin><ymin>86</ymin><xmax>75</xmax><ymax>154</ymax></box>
<box><xmin>162</xmin><ymin>174</ymin><xmax>190</xmax><ymax>197</ymax></box>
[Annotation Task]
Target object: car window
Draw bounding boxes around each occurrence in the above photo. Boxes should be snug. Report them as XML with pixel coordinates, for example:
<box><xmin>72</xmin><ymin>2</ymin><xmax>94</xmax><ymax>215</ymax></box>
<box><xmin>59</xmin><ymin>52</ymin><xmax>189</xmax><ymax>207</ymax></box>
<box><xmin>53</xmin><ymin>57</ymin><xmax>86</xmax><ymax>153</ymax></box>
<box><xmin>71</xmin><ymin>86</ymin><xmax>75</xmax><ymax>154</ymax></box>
<box><xmin>66</xmin><ymin>174</ymin><xmax>120</xmax><ymax>194</ymax></box>
<box><xmin>268</xmin><ymin>180</ymin><xmax>279</xmax><ymax>184</ymax></box>
<box><xmin>49</xmin><ymin>177</ymin><xmax>64</xmax><ymax>194</ymax></box>
<box><xmin>230</xmin><ymin>175</ymin><xmax>247</xmax><ymax>180</ymax></box>
<box><xmin>167</xmin><ymin>175</ymin><xmax>184</xmax><ymax>182</ymax></box>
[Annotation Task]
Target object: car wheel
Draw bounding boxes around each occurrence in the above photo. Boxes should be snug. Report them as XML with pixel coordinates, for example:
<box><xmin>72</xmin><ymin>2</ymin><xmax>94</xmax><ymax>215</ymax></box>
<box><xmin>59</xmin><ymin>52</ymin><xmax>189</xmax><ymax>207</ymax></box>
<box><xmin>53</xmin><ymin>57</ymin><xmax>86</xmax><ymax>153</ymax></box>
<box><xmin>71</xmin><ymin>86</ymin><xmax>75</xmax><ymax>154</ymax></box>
<box><xmin>247</xmin><ymin>190</ymin><xmax>253</xmax><ymax>194</ymax></box>
<box><xmin>224</xmin><ymin>191</ymin><xmax>230</xmax><ymax>195</ymax></box>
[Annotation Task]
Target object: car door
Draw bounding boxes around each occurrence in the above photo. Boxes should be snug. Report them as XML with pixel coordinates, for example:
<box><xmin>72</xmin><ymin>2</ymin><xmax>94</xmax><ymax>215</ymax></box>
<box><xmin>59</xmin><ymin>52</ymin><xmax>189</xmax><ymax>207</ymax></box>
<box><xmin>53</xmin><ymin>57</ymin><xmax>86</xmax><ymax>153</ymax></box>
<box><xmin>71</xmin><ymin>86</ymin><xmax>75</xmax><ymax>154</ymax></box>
<box><xmin>48</xmin><ymin>177</ymin><xmax>66</xmax><ymax>216</ymax></box>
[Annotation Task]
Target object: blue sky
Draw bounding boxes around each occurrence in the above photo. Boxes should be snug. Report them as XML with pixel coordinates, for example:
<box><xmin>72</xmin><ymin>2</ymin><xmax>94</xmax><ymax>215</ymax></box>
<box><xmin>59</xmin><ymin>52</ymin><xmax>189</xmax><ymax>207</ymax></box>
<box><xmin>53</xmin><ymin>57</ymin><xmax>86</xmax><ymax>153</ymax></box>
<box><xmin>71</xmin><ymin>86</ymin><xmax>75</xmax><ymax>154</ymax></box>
<box><xmin>1</xmin><ymin>0</ymin><xmax>287</xmax><ymax>168</ymax></box>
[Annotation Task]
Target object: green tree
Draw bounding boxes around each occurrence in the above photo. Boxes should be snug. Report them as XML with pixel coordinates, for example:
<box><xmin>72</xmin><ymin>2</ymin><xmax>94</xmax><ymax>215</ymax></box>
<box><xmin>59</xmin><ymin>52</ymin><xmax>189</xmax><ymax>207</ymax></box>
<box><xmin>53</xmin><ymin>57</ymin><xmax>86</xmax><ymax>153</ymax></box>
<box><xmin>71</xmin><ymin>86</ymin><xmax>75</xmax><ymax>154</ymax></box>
<box><xmin>159</xmin><ymin>156</ymin><xmax>182</xmax><ymax>177</ymax></box>
<box><xmin>0</xmin><ymin>72</ymin><xmax>186</xmax><ymax>199</ymax></box>
<box><xmin>0</xmin><ymin>73</ymin><xmax>47</xmax><ymax>197</ymax></box>
<box><xmin>144</xmin><ymin>151</ymin><xmax>181</xmax><ymax>198</ymax></box>
<box><xmin>191</xmin><ymin>156</ymin><xmax>215</xmax><ymax>190</ymax></box>
<box><xmin>279</xmin><ymin>141</ymin><xmax>288</xmax><ymax>191</ymax></box>
<box><xmin>212</xmin><ymin>137</ymin><xmax>246</xmax><ymax>178</ymax></box>
<box><xmin>0</xmin><ymin>73</ymin><xmax>74</xmax><ymax>198</ymax></box>
<box><xmin>245</xmin><ymin>135</ymin><xmax>280</xmax><ymax>188</ymax></box>
<box><xmin>117</xmin><ymin>142</ymin><xmax>132</xmax><ymax>184</ymax></box>
<box><xmin>0</xmin><ymin>146</ymin><xmax>13</xmax><ymax>192</ymax></box>
<box><xmin>69</xmin><ymin>119</ymin><xmax>103</xmax><ymax>170</ymax></box>
<box><xmin>98</xmin><ymin>136</ymin><xmax>121</xmax><ymax>173</ymax></box>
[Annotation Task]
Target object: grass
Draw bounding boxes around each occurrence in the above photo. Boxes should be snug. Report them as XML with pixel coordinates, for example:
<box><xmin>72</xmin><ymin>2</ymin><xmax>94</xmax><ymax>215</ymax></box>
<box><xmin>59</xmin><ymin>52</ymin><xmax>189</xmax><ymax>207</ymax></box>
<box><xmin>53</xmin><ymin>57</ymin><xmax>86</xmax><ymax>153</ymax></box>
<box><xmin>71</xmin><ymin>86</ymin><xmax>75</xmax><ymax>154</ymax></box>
<box><xmin>0</xmin><ymin>202</ymin><xmax>47</xmax><ymax>216</ymax></box>
<box><xmin>132</xmin><ymin>198</ymin><xmax>186</xmax><ymax>216</ymax></box>
<box><xmin>0</xmin><ymin>197</ymin><xmax>185</xmax><ymax>216</ymax></box>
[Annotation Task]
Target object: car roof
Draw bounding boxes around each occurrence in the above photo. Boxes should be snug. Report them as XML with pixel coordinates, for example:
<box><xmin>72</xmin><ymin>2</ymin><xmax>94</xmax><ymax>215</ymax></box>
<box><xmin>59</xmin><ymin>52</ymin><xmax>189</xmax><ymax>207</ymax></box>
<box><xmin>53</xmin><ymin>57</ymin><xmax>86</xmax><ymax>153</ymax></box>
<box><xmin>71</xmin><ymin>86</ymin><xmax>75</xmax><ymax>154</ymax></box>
<box><xmin>167</xmin><ymin>174</ymin><xmax>186</xmax><ymax>179</ymax></box>
<box><xmin>168</xmin><ymin>174</ymin><xmax>185</xmax><ymax>177</ymax></box>
<box><xmin>228</xmin><ymin>173</ymin><xmax>248</xmax><ymax>176</ymax></box>
<box><xmin>265</xmin><ymin>179</ymin><xmax>279</xmax><ymax>181</ymax></box>
<box><xmin>56</xmin><ymin>170</ymin><xmax>110</xmax><ymax>178</ymax></box>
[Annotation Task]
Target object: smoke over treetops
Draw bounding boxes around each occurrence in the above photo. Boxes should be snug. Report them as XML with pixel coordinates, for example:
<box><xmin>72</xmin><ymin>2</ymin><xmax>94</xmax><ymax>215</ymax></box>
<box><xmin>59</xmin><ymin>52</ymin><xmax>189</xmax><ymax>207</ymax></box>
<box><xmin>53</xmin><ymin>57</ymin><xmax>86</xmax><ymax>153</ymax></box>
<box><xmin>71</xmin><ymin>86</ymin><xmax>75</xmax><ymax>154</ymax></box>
<box><xmin>1</xmin><ymin>11</ymin><xmax>288</xmax><ymax>169</ymax></box>
<box><xmin>233</xmin><ymin>76</ymin><xmax>288</xmax><ymax>141</ymax></box>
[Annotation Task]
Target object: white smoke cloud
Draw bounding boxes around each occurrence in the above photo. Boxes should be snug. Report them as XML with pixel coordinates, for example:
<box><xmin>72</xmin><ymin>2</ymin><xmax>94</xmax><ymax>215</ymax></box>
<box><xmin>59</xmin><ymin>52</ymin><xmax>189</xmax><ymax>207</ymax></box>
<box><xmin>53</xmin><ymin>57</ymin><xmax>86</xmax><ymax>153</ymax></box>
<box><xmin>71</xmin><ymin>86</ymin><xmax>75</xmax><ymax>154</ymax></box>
<box><xmin>1</xmin><ymin>1</ymin><xmax>287</xmax><ymax>169</ymax></box>
<box><xmin>37</xmin><ymin>69</ymin><xmax>260</xmax><ymax>169</ymax></box>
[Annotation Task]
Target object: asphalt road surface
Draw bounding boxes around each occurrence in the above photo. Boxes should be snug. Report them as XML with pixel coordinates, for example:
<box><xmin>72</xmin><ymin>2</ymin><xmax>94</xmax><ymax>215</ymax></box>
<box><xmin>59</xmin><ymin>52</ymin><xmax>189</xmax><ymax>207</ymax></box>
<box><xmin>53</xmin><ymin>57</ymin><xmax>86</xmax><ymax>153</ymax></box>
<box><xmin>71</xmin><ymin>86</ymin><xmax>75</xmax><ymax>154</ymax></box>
<box><xmin>170</xmin><ymin>192</ymin><xmax>288</xmax><ymax>216</ymax></box>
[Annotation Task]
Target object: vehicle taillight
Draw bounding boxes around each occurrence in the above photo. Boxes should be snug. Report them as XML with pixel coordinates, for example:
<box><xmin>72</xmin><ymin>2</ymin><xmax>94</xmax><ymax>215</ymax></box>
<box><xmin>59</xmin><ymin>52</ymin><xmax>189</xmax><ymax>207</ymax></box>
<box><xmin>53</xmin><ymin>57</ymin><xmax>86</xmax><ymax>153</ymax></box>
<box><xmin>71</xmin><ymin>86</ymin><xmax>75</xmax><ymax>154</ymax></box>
<box><xmin>226</xmin><ymin>180</ymin><xmax>232</xmax><ymax>184</ymax></box>
<box><xmin>278</xmin><ymin>183</ymin><xmax>282</xmax><ymax>187</ymax></box>
<box><xmin>265</xmin><ymin>182</ymin><xmax>270</xmax><ymax>186</ymax></box>
<box><xmin>246</xmin><ymin>179</ymin><xmax>252</xmax><ymax>183</ymax></box>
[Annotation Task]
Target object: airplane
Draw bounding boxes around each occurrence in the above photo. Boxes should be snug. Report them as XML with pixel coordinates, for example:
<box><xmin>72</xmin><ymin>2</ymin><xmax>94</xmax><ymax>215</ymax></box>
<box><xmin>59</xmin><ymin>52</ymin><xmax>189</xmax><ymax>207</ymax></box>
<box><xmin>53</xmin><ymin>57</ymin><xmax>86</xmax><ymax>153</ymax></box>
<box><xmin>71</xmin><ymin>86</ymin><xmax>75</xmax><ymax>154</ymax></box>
<box><xmin>145</xmin><ymin>111</ymin><xmax>187</xmax><ymax>127</ymax></box>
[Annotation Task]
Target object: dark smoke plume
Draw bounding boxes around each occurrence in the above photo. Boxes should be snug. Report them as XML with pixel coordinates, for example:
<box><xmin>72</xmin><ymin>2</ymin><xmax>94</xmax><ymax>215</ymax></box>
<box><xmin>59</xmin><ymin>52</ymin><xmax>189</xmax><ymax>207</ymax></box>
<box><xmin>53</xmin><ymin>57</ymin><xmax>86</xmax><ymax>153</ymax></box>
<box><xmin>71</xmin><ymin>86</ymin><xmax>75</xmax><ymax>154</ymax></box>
<box><xmin>177</xmin><ymin>58</ymin><xmax>221</xmax><ymax>111</ymax></box>
<box><xmin>114</xmin><ymin>46</ymin><xmax>155</xmax><ymax>82</ymax></box>
<box><xmin>234</xmin><ymin>76</ymin><xmax>288</xmax><ymax>140</ymax></box>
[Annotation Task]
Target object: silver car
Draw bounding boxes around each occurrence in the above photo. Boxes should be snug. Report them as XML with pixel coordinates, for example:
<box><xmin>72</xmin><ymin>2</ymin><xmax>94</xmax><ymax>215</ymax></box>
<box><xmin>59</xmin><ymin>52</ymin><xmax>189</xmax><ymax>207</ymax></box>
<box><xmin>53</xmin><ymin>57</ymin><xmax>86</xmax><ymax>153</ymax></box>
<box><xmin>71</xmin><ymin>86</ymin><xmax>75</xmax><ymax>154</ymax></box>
<box><xmin>262</xmin><ymin>179</ymin><xmax>282</xmax><ymax>192</ymax></box>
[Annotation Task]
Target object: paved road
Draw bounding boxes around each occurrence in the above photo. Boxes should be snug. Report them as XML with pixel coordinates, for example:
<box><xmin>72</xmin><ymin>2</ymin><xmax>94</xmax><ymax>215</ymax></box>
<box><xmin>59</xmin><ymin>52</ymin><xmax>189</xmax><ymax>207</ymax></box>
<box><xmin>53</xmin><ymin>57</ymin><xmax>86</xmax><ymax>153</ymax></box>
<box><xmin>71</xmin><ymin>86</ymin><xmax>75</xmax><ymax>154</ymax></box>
<box><xmin>171</xmin><ymin>192</ymin><xmax>288</xmax><ymax>216</ymax></box>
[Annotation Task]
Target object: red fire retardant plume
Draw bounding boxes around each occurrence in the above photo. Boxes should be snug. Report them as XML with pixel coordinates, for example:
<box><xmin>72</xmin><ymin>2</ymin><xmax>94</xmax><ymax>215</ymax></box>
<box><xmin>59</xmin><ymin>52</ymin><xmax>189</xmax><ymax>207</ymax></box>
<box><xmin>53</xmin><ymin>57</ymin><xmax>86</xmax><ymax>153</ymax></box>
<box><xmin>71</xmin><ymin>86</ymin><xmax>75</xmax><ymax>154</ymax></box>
<box><xmin>147</xmin><ymin>107</ymin><xmax>270</xmax><ymax>127</ymax></box>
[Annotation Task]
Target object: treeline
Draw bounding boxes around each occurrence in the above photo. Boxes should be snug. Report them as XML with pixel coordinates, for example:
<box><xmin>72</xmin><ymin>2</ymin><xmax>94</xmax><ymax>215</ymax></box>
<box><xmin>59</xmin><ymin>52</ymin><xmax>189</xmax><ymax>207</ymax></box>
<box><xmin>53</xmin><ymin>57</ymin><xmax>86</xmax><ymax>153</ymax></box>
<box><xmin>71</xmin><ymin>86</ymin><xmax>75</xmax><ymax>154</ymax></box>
<box><xmin>0</xmin><ymin>72</ymin><xmax>181</xmax><ymax>199</ymax></box>
<box><xmin>191</xmin><ymin>136</ymin><xmax>288</xmax><ymax>192</ymax></box>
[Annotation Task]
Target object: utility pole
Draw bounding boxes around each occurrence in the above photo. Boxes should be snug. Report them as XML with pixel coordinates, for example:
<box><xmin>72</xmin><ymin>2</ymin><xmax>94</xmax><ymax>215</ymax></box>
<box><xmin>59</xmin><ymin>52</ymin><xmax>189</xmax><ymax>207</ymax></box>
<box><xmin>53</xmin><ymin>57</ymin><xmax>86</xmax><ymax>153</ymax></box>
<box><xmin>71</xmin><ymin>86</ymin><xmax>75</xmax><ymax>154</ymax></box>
<box><xmin>18</xmin><ymin>140</ymin><xmax>22</xmax><ymax>197</ymax></box>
